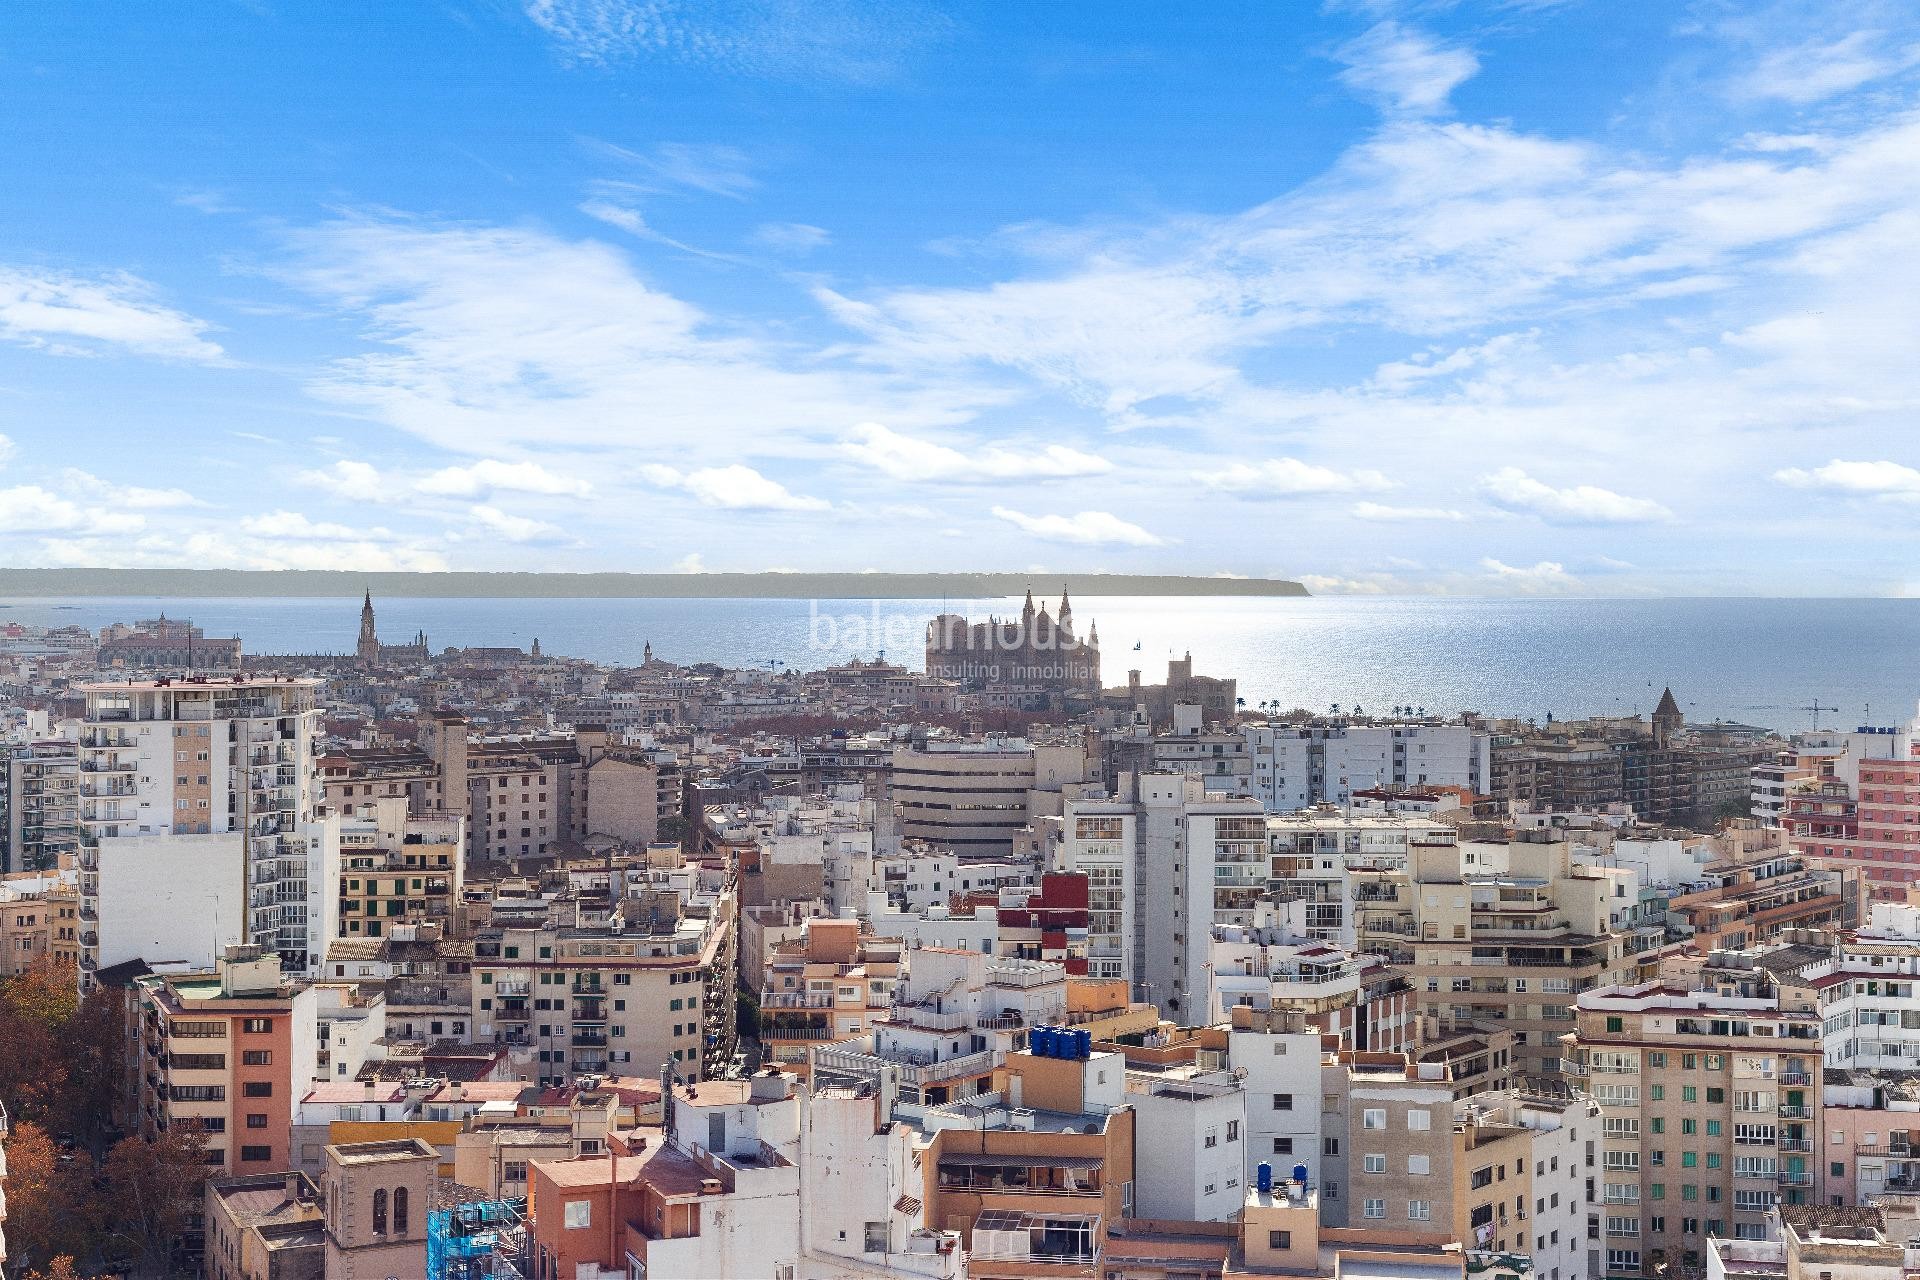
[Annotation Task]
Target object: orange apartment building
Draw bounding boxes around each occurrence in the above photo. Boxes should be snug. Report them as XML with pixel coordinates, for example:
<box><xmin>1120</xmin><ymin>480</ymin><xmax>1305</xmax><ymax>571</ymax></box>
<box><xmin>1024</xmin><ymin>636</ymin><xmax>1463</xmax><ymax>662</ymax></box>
<box><xmin>133</xmin><ymin>945</ymin><xmax>314</xmax><ymax>1174</ymax></box>
<box><xmin>757</xmin><ymin>917</ymin><xmax>901</xmax><ymax>1075</ymax></box>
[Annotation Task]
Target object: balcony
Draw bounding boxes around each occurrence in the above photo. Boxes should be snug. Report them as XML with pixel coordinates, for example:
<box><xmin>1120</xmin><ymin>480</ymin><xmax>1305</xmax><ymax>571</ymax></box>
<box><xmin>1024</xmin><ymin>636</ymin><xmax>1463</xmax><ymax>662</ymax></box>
<box><xmin>571</xmin><ymin>1032</ymin><xmax>608</xmax><ymax>1048</ymax></box>
<box><xmin>1778</xmin><ymin>1105</ymin><xmax>1811</xmax><ymax>1119</ymax></box>
<box><xmin>1778</xmin><ymin>1139</ymin><xmax>1813</xmax><ymax>1153</ymax></box>
<box><xmin>1776</xmin><ymin>1171</ymin><xmax>1812</xmax><ymax>1187</ymax></box>
<box><xmin>761</xmin><ymin>992</ymin><xmax>833</xmax><ymax>1010</ymax></box>
<box><xmin>1780</xmin><ymin>1071</ymin><xmax>1812</xmax><ymax>1086</ymax></box>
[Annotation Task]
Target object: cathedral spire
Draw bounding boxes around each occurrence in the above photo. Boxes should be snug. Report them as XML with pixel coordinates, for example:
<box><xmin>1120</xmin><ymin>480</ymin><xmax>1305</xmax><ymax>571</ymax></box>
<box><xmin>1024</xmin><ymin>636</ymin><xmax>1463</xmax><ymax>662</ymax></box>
<box><xmin>1058</xmin><ymin>587</ymin><xmax>1073</xmax><ymax>630</ymax></box>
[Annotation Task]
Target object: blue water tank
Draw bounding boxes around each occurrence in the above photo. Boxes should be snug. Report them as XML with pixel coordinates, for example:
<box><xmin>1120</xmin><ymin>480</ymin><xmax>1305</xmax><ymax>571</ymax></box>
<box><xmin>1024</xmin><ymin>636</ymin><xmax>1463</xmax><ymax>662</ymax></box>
<box><xmin>1073</xmin><ymin>1028</ymin><xmax>1092</xmax><ymax>1059</ymax></box>
<box><xmin>1032</xmin><ymin>1027</ymin><xmax>1054</xmax><ymax>1057</ymax></box>
<box><xmin>1256</xmin><ymin>1162</ymin><xmax>1273</xmax><ymax>1193</ymax></box>
<box><xmin>1291</xmin><ymin>1163</ymin><xmax>1310</xmax><ymax>1185</ymax></box>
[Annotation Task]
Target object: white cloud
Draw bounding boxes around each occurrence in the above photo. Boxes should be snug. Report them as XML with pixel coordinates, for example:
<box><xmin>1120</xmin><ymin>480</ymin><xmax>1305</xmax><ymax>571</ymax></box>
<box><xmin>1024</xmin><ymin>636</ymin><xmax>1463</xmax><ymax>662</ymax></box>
<box><xmin>242</xmin><ymin>510</ymin><xmax>395</xmax><ymax>541</ymax></box>
<box><xmin>1774</xmin><ymin>459</ymin><xmax>1920</xmax><ymax>499</ymax></box>
<box><xmin>281</xmin><ymin>217</ymin><xmax>991</xmax><ymax>460</ymax></box>
<box><xmin>0</xmin><ymin>266</ymin><xmax>223</xmax><ymax>362</ymax></box>
<box><xmin>1202</xmin><ymin>458</ymin><xmax>1394</xmax><ymax>496</ymax></box>
<box><xmin>58</xmin><ymin>469</ymin><xmax>202</xmax><ymax>509</ymax></box>
<box><xmin>416</xmin><ymin>458</ymin><xmax>591</xmax><ymax>498</ymax></box>
<box><xmin>1481</xmin><ymin>557</ymin><xmax>1577</xmax><ymax>593</ymax></box>
<box><xmin>1479</xmin><ymin>467</ymin><xmax>1671</xmax><ymax>524</ymax></box>
<box><xmin>467</xmin><ymin>504</ymin><xmax>570</xmax><ymax>543</ymax></box>
<box><xmin>840</xmin><ymin>422</ymin><xmax>1111</xmax><ymax>483</ymax></box>
<box><xmin>991</xmin><ymin>506</ymin><xmax>1165</xmax><ymax>547</ymax></box>
<box><xmin>642</xmin><ymin>463</ymin><xmax>830</xmax><ymax>511</ymax></box>
<box><xmin>1300</xmin><ymin>573</ymin><xmax>1396</xmax><ymax>596</ymax></box>
<box><xmin>1333</xmin><ymin>21</ymin><xmax>1480</xmax><ymax>117</ymax></box>
<box><xmin>0</xmin><ymin>486</ymin><xmax>143</xmax><ymax>535</ymax></box>
<box><xmin>297</xmin><ymin>460</ymin><xmax>391</xmax><ymax>503</ymax></box>
<box><xmin>753</xmin><ymin>222</ymin><xmax>831</xmax><ymax>253</ymax></box>
<box><xmin>1352</xmin><ymin>501</ymin><xmax>1465</xmax><ymax>521</ymax></box>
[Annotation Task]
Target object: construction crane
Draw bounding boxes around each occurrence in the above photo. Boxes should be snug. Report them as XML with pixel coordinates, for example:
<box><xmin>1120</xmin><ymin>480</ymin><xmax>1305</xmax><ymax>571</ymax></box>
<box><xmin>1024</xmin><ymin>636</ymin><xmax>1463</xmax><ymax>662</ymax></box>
<box><xmin>1802</xmin><ymin>699</ymin><xmax>1838</xmax><ymax>730</ymax></box>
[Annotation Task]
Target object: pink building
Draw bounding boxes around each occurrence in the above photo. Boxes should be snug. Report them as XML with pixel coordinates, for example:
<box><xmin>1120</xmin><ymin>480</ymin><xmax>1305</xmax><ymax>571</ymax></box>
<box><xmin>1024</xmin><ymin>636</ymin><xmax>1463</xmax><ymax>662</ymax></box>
<box><xmin>1821</xmin><ymin>1071</ymin><xmax>1920</xmax><ymax>1206</ymax></box>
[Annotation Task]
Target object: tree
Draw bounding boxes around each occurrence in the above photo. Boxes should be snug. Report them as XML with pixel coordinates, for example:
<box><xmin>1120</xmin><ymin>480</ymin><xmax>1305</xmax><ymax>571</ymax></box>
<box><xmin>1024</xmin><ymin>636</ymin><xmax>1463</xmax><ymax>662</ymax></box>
<box><xmin>59</xmin><ymin>984</ymin><xmax>134</xmax><ymax>1155</ymax></box>
<box><xmin>0</xmin><ymin>957</ymin><xmax>80</xmax><ymax>1124</ymax></box>
<box><xmin>0</xmin><ymin>1120</ymin><xmax>99</xmax><ymax>1272</ymax></box>
<box><xmin>16</xmin><ymin>1258</ymin><xmax>100</xmax><ymax>1280</ymax></box>
<box><xmin>97</xmin><ymin>1125</ymin><xmax>211</xmax><ymax>1277</ymax></box>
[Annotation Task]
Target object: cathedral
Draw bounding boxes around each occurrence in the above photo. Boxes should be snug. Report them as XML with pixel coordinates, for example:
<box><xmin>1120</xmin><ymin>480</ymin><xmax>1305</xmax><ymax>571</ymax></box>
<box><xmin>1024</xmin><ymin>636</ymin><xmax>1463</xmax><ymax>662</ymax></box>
<box><xmin>356</xmin><ymin>592</ymin><xmax>431</xmax><ymax>669</ymax></box>
<box><xmin>925</xmin><ymin>588</ymin><xmax>1101</xmax><ymax>692</ymax></box>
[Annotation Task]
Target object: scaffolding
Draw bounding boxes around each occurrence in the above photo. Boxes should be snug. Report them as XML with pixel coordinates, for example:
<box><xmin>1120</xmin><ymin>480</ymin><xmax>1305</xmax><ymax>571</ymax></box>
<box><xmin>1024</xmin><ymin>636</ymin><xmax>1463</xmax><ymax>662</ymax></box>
<box><xmin>427</xmin><ymin>1196</ymin><xmax>531</xmax><ymax>1280</ymax></box>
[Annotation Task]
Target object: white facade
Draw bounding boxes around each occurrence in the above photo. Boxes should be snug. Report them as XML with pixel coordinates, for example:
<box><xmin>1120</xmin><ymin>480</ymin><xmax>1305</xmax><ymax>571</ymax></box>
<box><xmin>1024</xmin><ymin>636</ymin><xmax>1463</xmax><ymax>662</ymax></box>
<box><xmin>1227</xmin><ymin>1018</ymin><xmax>1326</xmax><ymax>1188</ymax></box>
<box><xmin>868</xmin><ymin>847</ymin><xmax>1037</xmax><ymax>913</ymax></box>
<box><xmin>1126</xmin><ymin>1070</ymin><xmax>1250</xmax><ymax>1220</ymax></box>
<box><xmin>1244</xmin><ymin>722</ymin><xmax>1491</xmax><ymax>811</ymax></box>
<box><xmin>644</xmin><ymin>1080</ymin><xmax>803</xmax><ymax>1280</ymax></box>
<box><xmin>798</xmin><ymin>1084</ymin><xmax>962</xmax><ymax>1279</ymax></box>
<box><xmin>95</xmin><ymin>831</ymin><xmax>247</xmax><ymax>970</ymax></box>
<box><xmin>1059</xmin><ymin>772</ymin><xmax>1268</xmax><ymax>1016</ymax></box>
<box><xmin>78</xmin><ymin>677</ymin><xmax>338</xmax><ymax>985</ymax></box>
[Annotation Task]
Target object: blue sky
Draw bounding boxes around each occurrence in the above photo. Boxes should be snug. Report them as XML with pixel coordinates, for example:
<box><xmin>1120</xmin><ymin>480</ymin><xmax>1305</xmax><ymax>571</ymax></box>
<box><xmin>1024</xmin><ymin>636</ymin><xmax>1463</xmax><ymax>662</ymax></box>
<box><xmin>3</xmin><ymin>0</ymin><xmax>1920</xmax><ymax>594</ymax></box>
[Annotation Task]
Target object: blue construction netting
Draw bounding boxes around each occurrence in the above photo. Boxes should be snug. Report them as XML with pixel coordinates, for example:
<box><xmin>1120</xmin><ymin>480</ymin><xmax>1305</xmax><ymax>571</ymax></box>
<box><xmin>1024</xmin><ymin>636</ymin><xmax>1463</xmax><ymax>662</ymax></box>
<box><xmin>426</xmin><ymin>1197</ymin><xmax>530</xmax><ymax>1280</ymax></box>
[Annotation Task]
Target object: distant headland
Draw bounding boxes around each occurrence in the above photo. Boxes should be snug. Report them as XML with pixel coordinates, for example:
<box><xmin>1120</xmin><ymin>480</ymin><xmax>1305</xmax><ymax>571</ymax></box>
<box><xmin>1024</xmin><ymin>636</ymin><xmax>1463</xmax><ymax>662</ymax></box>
<box><xmin>0</xmin><ymin>567</ymin><xmax>1310</xmax><ymax>600</ymax></box>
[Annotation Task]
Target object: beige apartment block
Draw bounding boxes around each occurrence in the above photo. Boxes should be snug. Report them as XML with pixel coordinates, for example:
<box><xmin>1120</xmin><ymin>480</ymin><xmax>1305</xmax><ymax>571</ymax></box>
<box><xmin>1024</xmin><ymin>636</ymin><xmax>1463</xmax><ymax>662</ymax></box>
<box><xmin>1354</xmin><ymin>830</ymin><xmax>1637</xmax><ymax>1075</ymax></box>
<box><xmin>1564</xmin><ymin>969</ymin><xmax>1823</xmax><ymax>1279</ymax></box>
<box><xmin>471</xmin><ymin>883</ymin><xmax>736</xmax><ymax>1086</ymax></box>
<box><xmin>891</xmin><ymin>740</ymin><xmax>1039</xmax><ymax>855</ymax></box>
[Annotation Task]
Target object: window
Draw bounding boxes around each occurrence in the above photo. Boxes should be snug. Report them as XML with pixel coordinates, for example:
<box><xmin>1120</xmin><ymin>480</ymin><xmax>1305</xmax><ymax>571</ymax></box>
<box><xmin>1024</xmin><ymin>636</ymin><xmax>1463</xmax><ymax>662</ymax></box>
<box><xmin>1269</xmin><ymin>1229</ymin><xmax>1292</xmax><ymax>1248</ymax></box>
<box><xmin>1227</xmin><ymin>1120</ymin><xmax>1240</xmax><ymax>1142</ymax></box>
<box><xmin>1408</xmin><ymin>1200</ymin><xmax>1432</xmax><ymax>1221</ymax></box>
<box><xmin>241</xmin><ymin>1018</ymin><xmax>272</xmax><ymax>1033</ymax></box>
<box><xmin>1408</xmin><ymin>1154</ymin><xmax>1430</xmax><ymax>1176</ymax></box>
<box><xmin>864</xmin><ymin>1222</ymin><xmax>887</xmax><ymax>1253</ymax></box>
<box><xmin>1362</xmin><ymin>1108</ymin><xmax>1387</xmax><ymax>1130</ymax></box>
<box><xmin>564</xmin><ymin>1201</ymin><xmax>592</xmax><ymax>1230</ymax></box>
<box><xmin>243</xmin><ymin>1082</ymin><xmax>273</xmax><ymax>1097</ymax></box>
<box><xmin>246</xmin><ymin>1113</ymin><xmax>268</xmax><ymax>1129</ymax></box>
<box><xmin>1406</xmin><ymin>1109</ymin><xmax>1431</xmax><ymax>1131</ymax></box>
<box><xmin>242</xmin><ymin>1050</ymin><xmax>272</xmax><ymax>1066</ymax></box>
<box><xmin>1273</xmin><ymin>1138</ymin><xmax>1293</xmax><ymax>1154</ymax></box>
<box><xmin>1273</xmin><ymin>1093</ymin><xmax>1293</xmax><ymax>1111</ymax></box>
<box><xmin>1324</xmin><ymin>1137</ymin><xmax>1340</xmax><ymax>1155</ymax></box>
<box><xmin>394</xmin><ymin>1188</ymin><xmax>409</xmax><ymax>1234</ymax></box>
<box><xmin>373</xmin><ymin>1188</ymin><xmax>388</xmax><ymax>1234</ymax></box>
<box><xmin>1606</xmin><ymin>1016</ymin><xmax>1624</xmax><ymax>1033</ymax></box>
<box><xmin>1363</xmin><ymin>1198</ymin><xmax>1386</xmax><ymax>1219</ymax></box>
<box><xmin>1364</xmin><ymin>1154</ymin><xmax>1386</xmax><ymax>1173</ymax></box>
<box><xmin>240</xmin><ymin>1145</ymin><xmax>271</xmax><ymax>1162</ymax></box>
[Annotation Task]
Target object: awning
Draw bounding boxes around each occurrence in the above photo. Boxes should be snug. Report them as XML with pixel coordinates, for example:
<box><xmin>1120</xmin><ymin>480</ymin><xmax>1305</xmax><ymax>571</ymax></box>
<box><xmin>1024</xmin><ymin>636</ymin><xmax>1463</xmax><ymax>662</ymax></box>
<box><xmin>938</xmin><ymin>1153</ymin><xmax>1105</xmax><ymax>1171</ymax></box>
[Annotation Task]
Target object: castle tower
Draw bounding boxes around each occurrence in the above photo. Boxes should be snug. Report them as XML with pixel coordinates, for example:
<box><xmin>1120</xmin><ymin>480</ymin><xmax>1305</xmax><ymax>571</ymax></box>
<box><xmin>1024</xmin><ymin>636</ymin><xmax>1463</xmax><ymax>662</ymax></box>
<box><xmin>531</xmin><ymin>637</ymin><xmax>541</xmax><ymax>659</ymax></box>
<box><xmin>356</xmin><ymin>591</ymin><xmax>379</xmax><ymax>667</ymax></box>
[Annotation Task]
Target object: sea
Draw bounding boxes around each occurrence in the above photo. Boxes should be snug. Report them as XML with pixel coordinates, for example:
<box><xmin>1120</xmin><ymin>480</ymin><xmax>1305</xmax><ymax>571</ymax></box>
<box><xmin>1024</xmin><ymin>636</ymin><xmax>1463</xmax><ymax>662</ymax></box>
<box><xmin>3</xmin><ymin>594</ymin><xmax>1913</xmax><ymax>734</ymax></box>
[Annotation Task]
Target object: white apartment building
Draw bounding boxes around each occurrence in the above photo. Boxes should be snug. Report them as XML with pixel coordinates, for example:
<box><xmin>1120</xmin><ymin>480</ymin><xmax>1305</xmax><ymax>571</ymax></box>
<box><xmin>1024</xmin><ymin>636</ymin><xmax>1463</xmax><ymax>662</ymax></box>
<box><xmin>1125</xmin><ymin>1067</ymin><xmax>1250</xmax><ymax>1220</ymax></box>
<box><xmin>819</xmin><ymin>947</ymin><xmax>1068</xmax><ymax>1106</ymax></box>
<box><xmin>1225</xmin><ymin>1007</ymin><xmax>1328</xmax><ymax>1189</ymax></box>
<box><xmin>1244</xmin><ymin>721</ymin><xmax>1491</xmax><ymax>811</ymax></box>
<box><xmin>1805</xmin><ymin>902</ymin><xmax>1920</xmax><ymax>1071</ymax></box>
<box><xmin>868</xmin><ymin>846</ymin><xmax>1038</xmax><ymax>913</ymax></box>
<box><xmin>77</xmin><ymin>676</ymin><xmax>338</xmax><ymax>985</ymax></box>
<box><xmin>1059</xmin><ymin>772</ymin><xmax>1268</xmax><ymax>1015</ymax></box>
